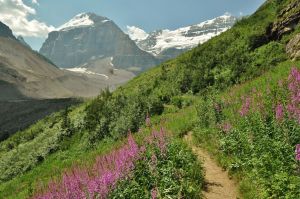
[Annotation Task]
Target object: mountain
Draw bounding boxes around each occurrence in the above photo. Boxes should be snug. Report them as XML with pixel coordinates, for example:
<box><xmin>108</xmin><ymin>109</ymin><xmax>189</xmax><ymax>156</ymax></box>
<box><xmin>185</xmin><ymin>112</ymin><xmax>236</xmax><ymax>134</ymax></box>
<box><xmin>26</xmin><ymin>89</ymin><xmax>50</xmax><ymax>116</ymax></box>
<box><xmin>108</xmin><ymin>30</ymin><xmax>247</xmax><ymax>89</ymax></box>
<box><xmin>127</xmin><ymin>14</ymin><xmax>237</xmax><ymax>60</ymax></box>
<box><xmin>0</xmin><ymin>21</ymin><xmax>133</xmax><ymax>101</ymax></box>
<box><xmin>40</xmin><ymin>13</ymin><xmax>158</xmax><ymax>73</ymax></box>
<box><xmin>0</xmin><ymin>21</ymin><xmax>15</xmax><ymax>38</ymax></box>
<box><xmin>17</xmin><ymin>36</ymin><xmax>32</xmax><ymax>49</ymax></box>
<box><xmin>2</xmin><ymin>1</ymin><xmax>300</xmax><ymax>198</ymax></box>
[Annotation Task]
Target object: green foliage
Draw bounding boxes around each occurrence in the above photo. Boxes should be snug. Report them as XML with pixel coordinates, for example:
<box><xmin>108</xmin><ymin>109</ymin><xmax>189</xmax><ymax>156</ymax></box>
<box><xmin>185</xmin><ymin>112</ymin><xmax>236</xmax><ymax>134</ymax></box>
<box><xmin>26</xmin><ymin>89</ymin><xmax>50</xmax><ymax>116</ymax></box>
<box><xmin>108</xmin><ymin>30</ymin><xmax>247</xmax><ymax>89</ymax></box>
<box><xmin>110</xmin><ymin>139</ymin><xmax>204</xmax><ymax>199</ymax></box>
<box><xmin>1</xmin><ymin>0</ymin><xmax>299</xmax><ymax>198</ymax></box>
<box><xmin>194</xmin><ymin>63</ymin><xmax>300</xmax><ymax>198</ymax></box>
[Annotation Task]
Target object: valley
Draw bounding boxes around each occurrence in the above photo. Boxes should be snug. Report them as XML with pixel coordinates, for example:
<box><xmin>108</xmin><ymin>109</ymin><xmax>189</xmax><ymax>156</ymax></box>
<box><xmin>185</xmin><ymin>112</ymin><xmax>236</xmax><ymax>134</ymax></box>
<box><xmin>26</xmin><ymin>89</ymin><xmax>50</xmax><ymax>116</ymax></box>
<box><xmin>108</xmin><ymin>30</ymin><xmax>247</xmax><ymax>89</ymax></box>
<box><xmin>0</xmin><ymin>98</ymin><xmax>80</xmax><ymax>141</ymax></box>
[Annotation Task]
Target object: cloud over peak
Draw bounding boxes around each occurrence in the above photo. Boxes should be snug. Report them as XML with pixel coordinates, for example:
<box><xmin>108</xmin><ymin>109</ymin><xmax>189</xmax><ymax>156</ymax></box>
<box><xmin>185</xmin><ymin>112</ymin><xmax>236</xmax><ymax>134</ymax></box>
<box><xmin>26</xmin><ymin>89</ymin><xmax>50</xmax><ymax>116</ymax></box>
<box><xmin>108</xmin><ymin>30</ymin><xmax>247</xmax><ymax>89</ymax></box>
<box><xmin>0</xmin><ymin>0</ymin><xmax>54</xmax><ymax>37</ymax></box>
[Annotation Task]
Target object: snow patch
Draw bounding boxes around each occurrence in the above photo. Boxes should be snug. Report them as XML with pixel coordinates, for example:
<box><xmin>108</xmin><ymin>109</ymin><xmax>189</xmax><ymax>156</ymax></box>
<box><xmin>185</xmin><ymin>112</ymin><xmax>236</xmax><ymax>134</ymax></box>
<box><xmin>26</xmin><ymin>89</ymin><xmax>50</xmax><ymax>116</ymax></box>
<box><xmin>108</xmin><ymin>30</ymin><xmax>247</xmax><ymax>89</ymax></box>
<box><xmin>132</xmin><ymin>14</ymin><xmax>236</xmax><ymax>56</ymax></box>
<box><xmin>126</xmin><ymin>26</ymin><xmax>149</xmax><ymax>41</ymax></box>
<box><xmin>66</xmin><ymin>68</ymin><xmax>109</xmax><ymax>80</ymax></box>
<box><xmin>58</xmin><ymin>13</ymin><xmax>94</xmax><ymax>31</ymax></box>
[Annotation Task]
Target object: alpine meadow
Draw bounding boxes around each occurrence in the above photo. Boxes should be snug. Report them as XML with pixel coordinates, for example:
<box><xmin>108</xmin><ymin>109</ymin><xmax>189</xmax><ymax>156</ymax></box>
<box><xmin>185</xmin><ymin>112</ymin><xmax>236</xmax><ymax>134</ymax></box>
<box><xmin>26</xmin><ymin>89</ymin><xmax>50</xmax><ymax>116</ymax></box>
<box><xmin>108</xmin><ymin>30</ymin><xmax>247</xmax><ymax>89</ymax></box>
<box><xmin>0</xmin><ymin>0</ymin><xmax>300</xmax><ymax>199</ymax></box>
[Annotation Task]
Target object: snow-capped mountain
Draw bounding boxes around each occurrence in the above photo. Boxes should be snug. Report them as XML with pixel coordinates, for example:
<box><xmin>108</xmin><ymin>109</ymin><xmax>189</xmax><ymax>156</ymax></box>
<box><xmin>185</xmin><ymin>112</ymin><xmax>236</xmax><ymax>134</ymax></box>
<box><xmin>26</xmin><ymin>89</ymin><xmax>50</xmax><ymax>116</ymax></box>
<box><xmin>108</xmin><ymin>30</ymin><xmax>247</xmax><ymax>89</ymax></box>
<box><xmin>58</xmin><ymin>13</ymin><xmax>95</xmax><ymax>31</ymax></box>
<box><xmin>40</xmin><ymin>13</ymin><xmax>158</xmax><ymax>73</ymax></box>
<box><xmin>127</xmin><ymin>14</ymin><xmax>237</xmax><ymax>59</ymax></box>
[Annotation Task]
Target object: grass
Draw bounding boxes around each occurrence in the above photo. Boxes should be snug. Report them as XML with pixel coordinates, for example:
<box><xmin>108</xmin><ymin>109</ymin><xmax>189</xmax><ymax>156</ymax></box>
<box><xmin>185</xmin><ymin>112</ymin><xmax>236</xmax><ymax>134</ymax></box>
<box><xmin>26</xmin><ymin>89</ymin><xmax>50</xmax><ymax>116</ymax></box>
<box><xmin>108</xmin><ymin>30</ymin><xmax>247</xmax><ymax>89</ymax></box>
<box><xmin>0</xmin><ymin>98</ymin><xmax>202</xmax><ymax>198</ymax></box>
<box><xmin>1</xmin><ymin>0</ymin><xmax>299</xmax><ymax>198</ymax></box>
<box><xmin>192</xmin><ymin>62</ymin><xmax>300</xmax><ymax>198</ymax></box>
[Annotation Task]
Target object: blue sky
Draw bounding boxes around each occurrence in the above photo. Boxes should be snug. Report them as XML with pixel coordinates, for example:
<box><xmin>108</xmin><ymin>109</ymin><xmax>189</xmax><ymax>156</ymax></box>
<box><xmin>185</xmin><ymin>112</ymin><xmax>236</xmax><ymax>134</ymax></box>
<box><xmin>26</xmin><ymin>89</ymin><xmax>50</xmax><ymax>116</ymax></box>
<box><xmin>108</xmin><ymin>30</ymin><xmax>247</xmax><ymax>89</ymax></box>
<box><xmin>9</xmin><ymin>0</ymin><xmax>266</xmax><ymax>50</ymax></box>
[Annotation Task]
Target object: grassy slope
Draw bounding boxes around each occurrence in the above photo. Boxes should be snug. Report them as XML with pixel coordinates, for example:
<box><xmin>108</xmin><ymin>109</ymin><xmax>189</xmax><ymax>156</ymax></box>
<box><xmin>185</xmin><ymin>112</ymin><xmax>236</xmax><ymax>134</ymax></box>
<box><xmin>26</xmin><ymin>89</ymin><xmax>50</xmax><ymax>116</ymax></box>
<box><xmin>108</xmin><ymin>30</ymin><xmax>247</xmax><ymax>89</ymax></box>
<box><xmin>193</xmin><ymin>61</ymin><xmax>300</xmax><ymax>198</ymax></box>
<box><xmin>1</xmin><ymin>0</ymin><xmax>299</xmax><ymax>198</ymax></box>
<box><xmin>0</xmin><ymin>100</ymin><xmax>200</xmax><ymax>198</ymax></box>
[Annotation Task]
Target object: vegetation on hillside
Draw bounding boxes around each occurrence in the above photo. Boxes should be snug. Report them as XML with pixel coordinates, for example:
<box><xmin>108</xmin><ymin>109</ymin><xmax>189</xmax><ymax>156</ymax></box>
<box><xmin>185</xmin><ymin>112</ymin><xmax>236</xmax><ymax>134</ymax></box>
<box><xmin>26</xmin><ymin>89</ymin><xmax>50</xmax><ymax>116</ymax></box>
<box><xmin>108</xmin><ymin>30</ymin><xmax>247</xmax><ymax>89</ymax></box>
<box><xmin>1</xmin><ymin>0</ymin><xmax>300</xmax><ymax>198</ymax></box>
<box><xmin>33</xmin><ymin>123</ymin><xmax>203</xmax><ymax>199</ymax></box>
<box><xmin>194</xmin><ymin>64</ymin><xmax>300</xmax><ymax>198</ymax></box>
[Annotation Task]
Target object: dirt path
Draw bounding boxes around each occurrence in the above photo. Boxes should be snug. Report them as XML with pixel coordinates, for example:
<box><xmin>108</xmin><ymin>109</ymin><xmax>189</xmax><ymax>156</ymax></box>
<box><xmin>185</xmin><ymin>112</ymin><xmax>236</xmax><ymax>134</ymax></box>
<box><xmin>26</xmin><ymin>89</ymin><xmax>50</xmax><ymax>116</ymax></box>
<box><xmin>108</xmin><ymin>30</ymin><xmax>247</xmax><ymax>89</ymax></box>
<box><xmin>184</xmin><ymin>132</ymin><xmax>239</xmax><ymax>199</ymax></box>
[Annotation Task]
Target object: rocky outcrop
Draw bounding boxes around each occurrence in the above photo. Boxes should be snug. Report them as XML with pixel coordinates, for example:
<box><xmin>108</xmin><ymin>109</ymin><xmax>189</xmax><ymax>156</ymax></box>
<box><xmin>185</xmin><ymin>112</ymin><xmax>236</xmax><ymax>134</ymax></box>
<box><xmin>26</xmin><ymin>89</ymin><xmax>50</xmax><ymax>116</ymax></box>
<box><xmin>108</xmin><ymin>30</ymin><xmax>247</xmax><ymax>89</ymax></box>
<box><xmin>286</xmin><ymin>33</ymin><xmax>300</xmax><ymax>60</ymax></box>
<box><xmin>0</xmin><ymin>21</ymin><xmax>14</xmax><ymax>38</ymax></box>
<box><xmin>40</xmin><ymin>13</ymin><xmax>158</xmax><ymax>72</ymax></box>
<box><xmin>268</xmin><ymin>0</ymin><xmax>300</xmax><ymax>40</ymax></box>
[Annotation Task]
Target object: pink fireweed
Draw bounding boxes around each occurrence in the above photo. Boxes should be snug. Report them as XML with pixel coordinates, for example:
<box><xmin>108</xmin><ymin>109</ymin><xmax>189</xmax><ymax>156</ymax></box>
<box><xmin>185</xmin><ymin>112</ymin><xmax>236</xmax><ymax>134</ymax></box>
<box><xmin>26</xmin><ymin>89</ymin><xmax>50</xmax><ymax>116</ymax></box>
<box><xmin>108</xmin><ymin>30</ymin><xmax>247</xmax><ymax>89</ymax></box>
<box><xmin>33</xmin><ymin>127</ymin><xmax>168</xmax><ymax>199</ymax></box>
<box><xmin>296</xmin><ymin>144</ymin><xmax>300</xmax><ymax>161</ymax></box>
<box><xmin>287</xmin><ymin>67</ymin><xmax>300</xmax><ymax>124</ymax></box>
<box><xmin>34</xmin><ymin>134</ymin><xmax>139</xmax><ymax>199</ymax></box>
<box><xmin>151</xmin><ymin>187</ymin><xmax>158</xmax><ymax>199</ymax></box>
<box><xmin>220</xmin><ymin>122</ymin><xmax>232</xmax><ymax>133</ymax></box>
<box><xmin>239</xmin><ymin>96</ymin><xmax>251</xmax><ymax>117</ymax></box>
<box><xmin>275</xmin><ymin>103</ymin><xmax>284</xmax><ymax>121</ymax></box>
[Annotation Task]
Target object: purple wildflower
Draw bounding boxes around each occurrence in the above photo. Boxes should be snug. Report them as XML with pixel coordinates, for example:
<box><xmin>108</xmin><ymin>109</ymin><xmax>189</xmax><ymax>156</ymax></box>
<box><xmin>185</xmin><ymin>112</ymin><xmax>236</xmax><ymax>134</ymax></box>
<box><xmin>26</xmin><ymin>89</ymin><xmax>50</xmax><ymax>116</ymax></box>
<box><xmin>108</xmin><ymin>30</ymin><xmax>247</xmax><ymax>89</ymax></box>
<box><xmin>296</xmin><ymin>144</ymin><xmax>300</xmax><ymax>161</ymax></box>
<box><xmin>275</xmin><ymin>103</ymin><xmax>284</xmax><ymax>121</ymax></box>
<box><xmin>33</xmin><ymin>121</ymin><xmax>169</xmax><ymax>199</ymax></box>
<box><xmin>151</xmin><ymin>187</ymin><xmax>158</xmax><ymax>199</ymax></box>
<box><xmin>239</xmin><ymin>96</ymin><xmax>251</xmax><ymax>117</ymax></box>
<box><xmin>287</xmin><ymin>67</ymin><xmax>300</xmax><ymax>124</ymax></box>
<box><xmin>221</xmin><ymin>122</ymin><xmax>232</xmax><ymax>133</ymax></box>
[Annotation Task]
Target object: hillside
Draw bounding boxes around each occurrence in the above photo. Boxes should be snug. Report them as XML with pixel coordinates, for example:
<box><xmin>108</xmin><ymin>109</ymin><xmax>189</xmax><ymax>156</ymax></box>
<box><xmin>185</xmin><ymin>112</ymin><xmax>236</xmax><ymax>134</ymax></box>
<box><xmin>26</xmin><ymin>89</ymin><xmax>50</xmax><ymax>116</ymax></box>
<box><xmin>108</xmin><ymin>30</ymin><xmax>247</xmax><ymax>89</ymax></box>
<box><xmin>0</xmin><ymin>0</ymin><xmax>300</xmax><ymax>198</ymax></box>
<box><xmin>0</xmin><ymin>35</ymin><xmax>134</xmax><ymax>100</ymax></box>
<box><xmin>0</xmin><ymin>21</ymin><xmax>135</xmax><ymax>141</ymax></box>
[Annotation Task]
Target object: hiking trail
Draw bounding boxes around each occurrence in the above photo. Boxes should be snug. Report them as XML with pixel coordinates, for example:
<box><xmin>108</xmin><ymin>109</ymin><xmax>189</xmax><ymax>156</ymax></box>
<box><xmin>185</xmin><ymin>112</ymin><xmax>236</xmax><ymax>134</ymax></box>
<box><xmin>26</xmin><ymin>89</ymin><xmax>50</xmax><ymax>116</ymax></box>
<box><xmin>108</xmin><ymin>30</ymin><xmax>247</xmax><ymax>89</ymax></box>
<box><xmin>184</xmin><ymin>132</ymin><xmax>239</xmax><ymax>199</ymax></box>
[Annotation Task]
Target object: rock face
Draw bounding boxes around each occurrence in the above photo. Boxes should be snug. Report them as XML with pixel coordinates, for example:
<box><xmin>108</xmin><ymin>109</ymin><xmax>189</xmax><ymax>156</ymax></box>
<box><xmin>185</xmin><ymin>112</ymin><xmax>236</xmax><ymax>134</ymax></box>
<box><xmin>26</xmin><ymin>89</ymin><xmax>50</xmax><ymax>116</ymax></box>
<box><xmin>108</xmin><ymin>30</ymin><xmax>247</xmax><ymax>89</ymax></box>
<box><xmin>286</xmin><ymin>33</ymin><xmax>300</xmax><ymax>60</ymax></box>
<box><xmin>40</xmin><ymin>13</ymin><xmax>158</xmax><ymax>72</ymax></box>
<box><xmin>268</xmin><ymin>0</ymin><xmax>300</xmax><ymax>40</ymax></box>
<box><xmin>0</xmin><ymin>22</ymin><xmax>14</xmax><ymax>38</ymax></box>
<box><xmin>128</xmin><ymin>14</ymin><xmax>237</xmax><ymax>61</ymax></box>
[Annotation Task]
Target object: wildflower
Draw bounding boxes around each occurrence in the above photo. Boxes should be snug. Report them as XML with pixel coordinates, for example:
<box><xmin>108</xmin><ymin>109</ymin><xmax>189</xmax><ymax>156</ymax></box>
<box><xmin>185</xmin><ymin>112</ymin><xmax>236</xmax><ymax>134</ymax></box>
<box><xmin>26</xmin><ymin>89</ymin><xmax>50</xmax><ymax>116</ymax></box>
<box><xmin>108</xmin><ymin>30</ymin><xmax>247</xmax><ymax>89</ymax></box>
<box><xmin>34</xmin><ymin>134</ymin><xmax>140</xmax><ymax>199</ymax></box>
<box><xmin>275</xmin><ymin>103</ymin><xmax>284</xmax><ymax>121</ymax></box>
<box><xmin>287</xmin><ymin>67</ymin><xmax>300</xmax><ymax>124</ymax></box>
<box><xmin>151</xmin><ymin>187</ymin><xmax>158</xmax><ymax>199</ymax></box>
<box><xmin>296</xmin><ymin>144</ymin><xmax>300</xmax><ymax>161</ymax></box>
<box><xmin>221</xmin><ymin>122</ymin><xmax>232</xmax><ymax>133</ymax></box>
<box><xmin>239</xmin><ymin>96</ymin><xmax>251</xmax><ymax>117</ymax></box>
<box><xmin>33</xmin><ymin>118</ymin><xmax>169</xmax><ymax>199</ymax></box>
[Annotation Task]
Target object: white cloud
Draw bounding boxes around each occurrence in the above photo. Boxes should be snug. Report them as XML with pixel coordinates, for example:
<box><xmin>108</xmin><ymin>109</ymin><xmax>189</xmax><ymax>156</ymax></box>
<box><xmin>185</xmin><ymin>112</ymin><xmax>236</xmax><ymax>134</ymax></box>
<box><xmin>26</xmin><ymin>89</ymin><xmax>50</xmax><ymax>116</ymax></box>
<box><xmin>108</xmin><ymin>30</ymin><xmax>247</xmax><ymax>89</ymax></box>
<box><xmin>0</xmin><ymin>0</ymin><xmax>54</xmax><ymax>37</ymax></box>
<box><xmin>32</xmin><ymin>0</ymin><xmax>38</xmax><ymax>5</ymax></box>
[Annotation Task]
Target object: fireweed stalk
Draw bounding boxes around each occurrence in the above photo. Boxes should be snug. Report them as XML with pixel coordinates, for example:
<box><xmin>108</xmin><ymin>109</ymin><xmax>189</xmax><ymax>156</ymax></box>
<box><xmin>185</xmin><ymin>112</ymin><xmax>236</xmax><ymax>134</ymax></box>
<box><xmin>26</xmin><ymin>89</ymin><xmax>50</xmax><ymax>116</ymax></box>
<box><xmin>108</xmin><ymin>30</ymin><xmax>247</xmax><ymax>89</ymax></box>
<box><xmin>296</xmin><ymin>144</ymin><xmax>300</xmax><ymax>174</ymax></box>
<box><xmin>33</xmin><ymin>118</ymin><xmax>168</xmax><ymax>199</ymax></box>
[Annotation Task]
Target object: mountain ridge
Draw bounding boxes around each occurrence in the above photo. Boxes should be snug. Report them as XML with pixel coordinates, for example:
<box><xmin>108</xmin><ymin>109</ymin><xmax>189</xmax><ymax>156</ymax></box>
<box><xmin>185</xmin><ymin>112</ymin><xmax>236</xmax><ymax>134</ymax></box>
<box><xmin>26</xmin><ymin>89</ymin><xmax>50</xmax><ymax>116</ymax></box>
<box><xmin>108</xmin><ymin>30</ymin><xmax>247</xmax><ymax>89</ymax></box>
<box><xmin>0</xmin><ymin>21</ymin><xmax>133</xmax><ymax>100</ymax></box>
<box><xmin>40</xmin><ymin>13</ymin><xmax>159</xmax><ymax>73</ymax></box>
<box><xmin>127</xmin><ymin>14</ymin><xmax>237</xmax><ymax>59</ymax></box>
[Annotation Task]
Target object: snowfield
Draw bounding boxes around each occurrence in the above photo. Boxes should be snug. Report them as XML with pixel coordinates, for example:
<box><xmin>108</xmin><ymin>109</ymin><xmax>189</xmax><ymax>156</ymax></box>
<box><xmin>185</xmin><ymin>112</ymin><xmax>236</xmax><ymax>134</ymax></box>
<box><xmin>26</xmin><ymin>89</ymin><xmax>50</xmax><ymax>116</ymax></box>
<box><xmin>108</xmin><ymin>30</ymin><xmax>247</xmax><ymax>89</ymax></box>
<box><xmin>66</xmin><ymin>68</ymin><xmax>109</xmax><ymax>80</ymax></box>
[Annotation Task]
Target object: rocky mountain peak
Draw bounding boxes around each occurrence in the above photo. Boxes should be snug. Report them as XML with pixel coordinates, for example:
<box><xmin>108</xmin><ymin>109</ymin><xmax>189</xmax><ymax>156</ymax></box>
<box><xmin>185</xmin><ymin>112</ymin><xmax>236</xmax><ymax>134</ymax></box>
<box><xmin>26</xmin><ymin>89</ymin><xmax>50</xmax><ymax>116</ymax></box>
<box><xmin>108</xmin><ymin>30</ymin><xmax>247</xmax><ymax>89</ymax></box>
<box><xmin>0</xmin><ymin>21</ymin><xmax>15</xmax><ymax>38</ymax></box>
<box><xmin>57</xmin><ymin>12</ymin><xmax>110</xmax><ymax>31</ymax></box>
<box><xmin>40</xmin><ymin>13</ymin><xmax>158</xmax><ymax>72</ymax></box>
<box><xmin>127</xmin><ymin>14</ymin><xmax>237</xmax><ymax>59</ymax></box>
